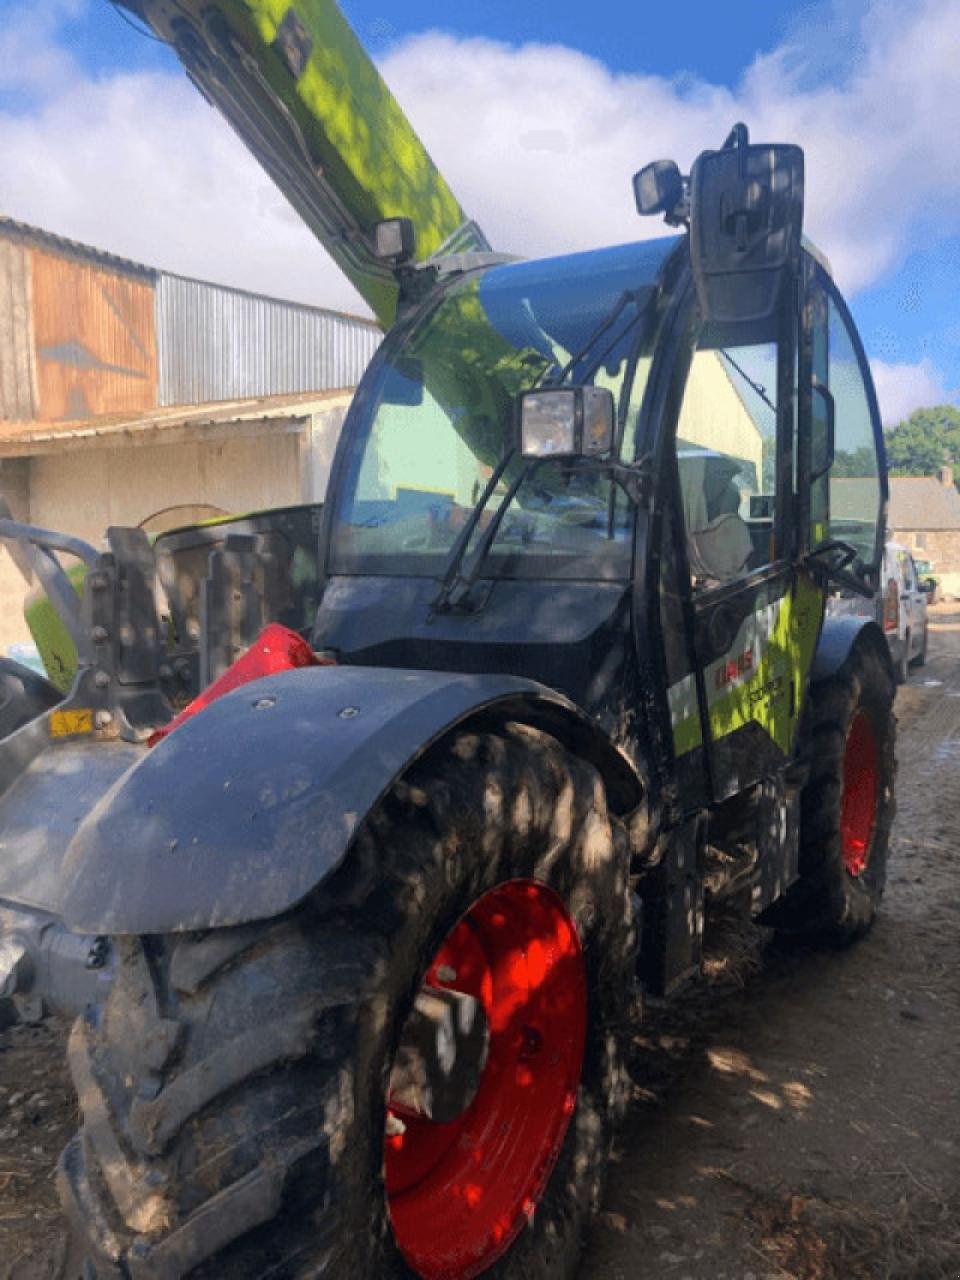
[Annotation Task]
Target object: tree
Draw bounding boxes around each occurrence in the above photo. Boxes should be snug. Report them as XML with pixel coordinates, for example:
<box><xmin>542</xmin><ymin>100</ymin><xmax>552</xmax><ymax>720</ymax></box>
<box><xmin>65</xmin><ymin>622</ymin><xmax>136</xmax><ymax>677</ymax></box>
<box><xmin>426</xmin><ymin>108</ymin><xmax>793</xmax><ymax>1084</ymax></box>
<box><xmin>883</xmin><ymin>405</ymin><xmax>960</xmax><ymax>485</ymax></box>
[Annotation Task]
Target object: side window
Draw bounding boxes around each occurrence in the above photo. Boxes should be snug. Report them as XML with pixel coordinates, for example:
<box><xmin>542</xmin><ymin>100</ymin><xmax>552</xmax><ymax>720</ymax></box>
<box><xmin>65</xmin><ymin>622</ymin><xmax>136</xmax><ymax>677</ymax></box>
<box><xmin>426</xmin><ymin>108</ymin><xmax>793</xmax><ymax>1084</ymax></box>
<box><xmin>674</xmin><ymin>337</ymin><xmax>779</xmax><ymax>592</ymax></box>
<box><xmin>810</xmin><ymin>281</ymin><xmax>883</xmax><ymax>576</ymax></box>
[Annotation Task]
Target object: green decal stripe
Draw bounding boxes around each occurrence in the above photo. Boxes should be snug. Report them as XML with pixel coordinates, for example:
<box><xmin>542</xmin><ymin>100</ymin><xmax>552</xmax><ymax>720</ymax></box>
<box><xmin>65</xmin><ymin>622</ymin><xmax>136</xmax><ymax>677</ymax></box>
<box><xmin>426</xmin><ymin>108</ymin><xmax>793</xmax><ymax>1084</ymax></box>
<box><xmin>668</xmin><ymin>672</ymin><xmax>703</xmax><ymax>756</ymax></box>
<box><xmin>669</xmin><ymin>577</ymin><xmax>824</xmax><ymax>761</ymax></box>
<box><xmin>706</xmin><ymin>596</ymin><xmax>790</xmax><ymax>752</ymax></box>
<box><xmin>706</xmin><ymin>578</ymin><xmax>824</xmax><ymax>755</ymax></box>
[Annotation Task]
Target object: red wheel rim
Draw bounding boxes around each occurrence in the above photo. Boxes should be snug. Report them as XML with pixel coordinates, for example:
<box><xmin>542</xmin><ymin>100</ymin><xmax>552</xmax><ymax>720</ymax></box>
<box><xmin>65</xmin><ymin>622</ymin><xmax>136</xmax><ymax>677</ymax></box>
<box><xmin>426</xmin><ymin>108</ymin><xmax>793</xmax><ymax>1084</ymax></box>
<box><xmin>385</xmin><ymin>880</ymin><xmax>587</xmax><ymax>1279</ymax></box>
<box><xmin>841</xmin><ymin>710</ymin><xmax>879</xmax><ymax>876</ymax></box>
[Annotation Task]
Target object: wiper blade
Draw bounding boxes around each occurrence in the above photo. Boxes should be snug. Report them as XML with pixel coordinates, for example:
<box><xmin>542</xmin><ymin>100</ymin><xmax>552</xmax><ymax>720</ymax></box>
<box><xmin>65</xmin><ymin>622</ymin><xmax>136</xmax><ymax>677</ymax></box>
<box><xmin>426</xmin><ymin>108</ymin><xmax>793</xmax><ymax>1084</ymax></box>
<box><xmin>718</xmin><ymin>349</ymin><xmax>775</xmax><ymax>414</ymax></box>
<box><xmin>431</xmin><ymin>450</ymin><xmax>516</xmax><ymax>614</ymax></box>
<box><xmin>432</xmin><ymin>462</ymin><xmax>535</xmax><ymax>614</ymax></box>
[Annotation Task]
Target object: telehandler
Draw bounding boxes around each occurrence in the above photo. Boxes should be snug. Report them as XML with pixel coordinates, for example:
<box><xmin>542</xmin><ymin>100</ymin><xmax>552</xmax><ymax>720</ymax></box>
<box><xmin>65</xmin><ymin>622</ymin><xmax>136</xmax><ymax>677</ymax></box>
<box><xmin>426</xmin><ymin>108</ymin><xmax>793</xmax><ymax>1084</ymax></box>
<box><xmin>0</xmin><ymin>3</ymin><xmax>895</xmax><ymax>1276</ymax></box>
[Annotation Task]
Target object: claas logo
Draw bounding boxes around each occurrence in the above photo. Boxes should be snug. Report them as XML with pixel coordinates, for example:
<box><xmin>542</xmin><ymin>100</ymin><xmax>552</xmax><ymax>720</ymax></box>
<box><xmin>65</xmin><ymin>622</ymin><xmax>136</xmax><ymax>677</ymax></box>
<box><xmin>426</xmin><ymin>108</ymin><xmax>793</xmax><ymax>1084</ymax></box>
<box><xmin>715</xmin><ymin>647</ymin><xmax>754</xmax><ymax>689</ymax></box>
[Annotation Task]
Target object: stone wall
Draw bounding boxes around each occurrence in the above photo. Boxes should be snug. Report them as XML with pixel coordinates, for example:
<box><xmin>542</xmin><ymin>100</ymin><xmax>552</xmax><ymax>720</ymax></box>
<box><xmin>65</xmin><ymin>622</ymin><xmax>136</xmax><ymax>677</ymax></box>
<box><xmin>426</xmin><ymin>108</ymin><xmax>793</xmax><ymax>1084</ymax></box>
<box><xmin>892</xmin><ymin>527</ymin><xmax>960</xmax><ymax>597</ymax></box>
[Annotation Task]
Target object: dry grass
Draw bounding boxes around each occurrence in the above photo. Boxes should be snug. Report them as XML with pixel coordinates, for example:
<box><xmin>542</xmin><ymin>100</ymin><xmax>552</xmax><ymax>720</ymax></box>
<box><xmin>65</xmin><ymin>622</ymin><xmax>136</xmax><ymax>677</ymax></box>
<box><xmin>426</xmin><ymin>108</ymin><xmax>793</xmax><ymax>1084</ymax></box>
<box><xmin>742</xmin><ymin>1182</ymin><xmax>960</xmax><ymax>1280</ymax></box>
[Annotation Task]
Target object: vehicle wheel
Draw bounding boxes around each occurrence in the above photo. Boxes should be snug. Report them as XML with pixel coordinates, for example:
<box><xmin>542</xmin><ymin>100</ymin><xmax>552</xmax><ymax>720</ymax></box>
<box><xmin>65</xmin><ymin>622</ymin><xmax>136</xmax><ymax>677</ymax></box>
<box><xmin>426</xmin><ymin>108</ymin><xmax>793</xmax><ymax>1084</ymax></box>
<box><xmin>59</xmin><ymin>722</ymin><xmax>638</xmax><ymax>1279</ymax></box>
<box><xmin>763</xmin><ymin>639</ymin><xmax>896</xmax><ymax>942</ymax></box>
<box><xmin>909</xmin><ymin>622</ymin><xmax>927</xmax><ymax>668</ymax></box>
<box><xmin>895</xmin><ymin>631</ymin><xmax>910</xmax><ymax>684</ymax></box>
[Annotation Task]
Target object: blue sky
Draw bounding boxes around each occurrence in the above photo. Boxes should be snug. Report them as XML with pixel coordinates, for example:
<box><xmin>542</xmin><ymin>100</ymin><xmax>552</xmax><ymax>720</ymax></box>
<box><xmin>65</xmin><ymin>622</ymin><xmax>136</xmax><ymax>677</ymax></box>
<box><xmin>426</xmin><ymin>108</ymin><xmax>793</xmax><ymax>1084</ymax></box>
<box><xmin>1</xmin><ymin>0</ymin><xmax>957</xmax><ymax>422</ymax></box>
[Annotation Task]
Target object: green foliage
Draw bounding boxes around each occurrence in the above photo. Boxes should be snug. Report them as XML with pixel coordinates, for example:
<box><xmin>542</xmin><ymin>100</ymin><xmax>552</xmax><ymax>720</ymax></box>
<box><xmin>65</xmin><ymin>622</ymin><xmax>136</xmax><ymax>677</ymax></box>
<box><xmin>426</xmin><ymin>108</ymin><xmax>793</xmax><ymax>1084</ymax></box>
<box><xmin>883</xmin><ymin>404</ymin><xmax>960</xmax><ymax>483</ymax></box>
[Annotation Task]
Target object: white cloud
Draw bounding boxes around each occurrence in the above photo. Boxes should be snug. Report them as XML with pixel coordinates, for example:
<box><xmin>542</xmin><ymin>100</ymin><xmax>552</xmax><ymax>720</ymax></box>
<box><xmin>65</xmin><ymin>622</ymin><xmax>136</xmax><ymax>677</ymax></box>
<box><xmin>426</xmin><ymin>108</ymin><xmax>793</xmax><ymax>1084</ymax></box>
<box><xmin>379</xmin><ymin>0</ymin><xmax>960</xmax><ymax>298</ymax></box>
<box><xmin>0</xmin><ymin>9</ymin><xmax>357</xmax><ymax>312</ymax></box>
<box><xmin>870</xmin><ymin>357</ymin><xmax>949</xmax><ymax>426</ymax></box>
<box><xmin>1</xmin><ymin>0</ymin><xmax>958</xmax><ymax>384</ymax></box>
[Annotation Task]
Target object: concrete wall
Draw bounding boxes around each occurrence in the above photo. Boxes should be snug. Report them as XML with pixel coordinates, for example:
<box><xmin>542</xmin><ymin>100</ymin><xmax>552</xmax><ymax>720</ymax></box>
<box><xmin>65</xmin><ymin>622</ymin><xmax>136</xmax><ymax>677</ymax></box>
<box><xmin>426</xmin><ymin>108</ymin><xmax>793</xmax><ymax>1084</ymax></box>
<box><xmin>29</xmin><ymin>430</ymin><xmax>302</xmax><ymax>543</ymax></box>
<box><xmin>0</xmin><ymin>397</ymin><xmax>351</xmax><ymax>656</ymax></box>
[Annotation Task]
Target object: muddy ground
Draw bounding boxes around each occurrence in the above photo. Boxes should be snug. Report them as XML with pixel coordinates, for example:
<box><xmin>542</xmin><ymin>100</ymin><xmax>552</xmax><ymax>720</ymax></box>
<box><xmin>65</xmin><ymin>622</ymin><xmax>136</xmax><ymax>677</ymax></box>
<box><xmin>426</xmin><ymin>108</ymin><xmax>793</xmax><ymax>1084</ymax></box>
<box><xmin>1</xmin><ymin>607</ymin><xmax>958</xmax><ymax>1279</ymax></box>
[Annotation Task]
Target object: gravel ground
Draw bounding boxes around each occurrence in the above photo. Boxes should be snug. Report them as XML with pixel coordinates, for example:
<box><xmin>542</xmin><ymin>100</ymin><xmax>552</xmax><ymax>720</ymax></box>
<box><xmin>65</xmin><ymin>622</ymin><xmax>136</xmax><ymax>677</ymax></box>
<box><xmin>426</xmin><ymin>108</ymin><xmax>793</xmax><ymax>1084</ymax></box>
<box><xmin>1</xmin><ymin>605</ymin><xmax>959</xmax><ymax>1278</ymax></box>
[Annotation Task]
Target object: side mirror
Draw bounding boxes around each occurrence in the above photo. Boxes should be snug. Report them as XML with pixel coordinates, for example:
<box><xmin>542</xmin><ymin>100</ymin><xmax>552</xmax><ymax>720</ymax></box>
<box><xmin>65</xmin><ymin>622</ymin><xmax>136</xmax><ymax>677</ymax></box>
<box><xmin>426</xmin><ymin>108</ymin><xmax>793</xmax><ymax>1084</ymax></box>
<box><xmin>689</xmin><ymin>125</ymin><xmax>804</xmax><ymax>323</ymax></box>
<box><xmin>518</xmin><ymin>387</ymin><xmax>615</xmax><ymax>460</ymax></box>
<box><xmin>633</xmin><ymin>160</ymin><xmax>685</xmax><ymax>220</ymax></box>
<box><xmin>922</xmin><ymin>578</ymin><xmax>937</xmax><ymax>595</ymax></box>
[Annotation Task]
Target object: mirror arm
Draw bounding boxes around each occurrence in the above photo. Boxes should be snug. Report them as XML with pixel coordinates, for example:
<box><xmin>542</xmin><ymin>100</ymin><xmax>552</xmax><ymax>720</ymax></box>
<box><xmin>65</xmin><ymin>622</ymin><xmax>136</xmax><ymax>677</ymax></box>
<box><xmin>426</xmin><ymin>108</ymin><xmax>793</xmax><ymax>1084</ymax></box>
<box><xmin>803</xmin><ymin>540</ymin><xmax>874</xmax><ymax>599</ymax></box>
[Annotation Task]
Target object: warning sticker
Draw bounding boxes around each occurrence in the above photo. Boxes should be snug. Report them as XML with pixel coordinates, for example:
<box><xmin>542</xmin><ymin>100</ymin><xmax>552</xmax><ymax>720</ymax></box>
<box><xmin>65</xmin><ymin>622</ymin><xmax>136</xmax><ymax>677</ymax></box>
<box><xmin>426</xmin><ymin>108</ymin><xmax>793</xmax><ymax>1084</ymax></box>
<box><xmin>49</xmin><ymin>708</ymin><xmax>94</xmax><ymax>738</ymax></box>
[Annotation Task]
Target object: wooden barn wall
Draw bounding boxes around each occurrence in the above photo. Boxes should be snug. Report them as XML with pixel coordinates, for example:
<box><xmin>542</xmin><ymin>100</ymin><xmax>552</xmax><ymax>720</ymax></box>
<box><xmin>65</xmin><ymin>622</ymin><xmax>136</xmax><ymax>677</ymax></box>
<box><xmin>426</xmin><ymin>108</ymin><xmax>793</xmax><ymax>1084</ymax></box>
<box><xmin>0</xmin><ymin>239</ymin><xmax>38</xmax><ymax>421</ymax></box>
<box><xmin>28</xmin><ymin>248</ymin><xmax>157</xmax><ymax>421</ymax></box>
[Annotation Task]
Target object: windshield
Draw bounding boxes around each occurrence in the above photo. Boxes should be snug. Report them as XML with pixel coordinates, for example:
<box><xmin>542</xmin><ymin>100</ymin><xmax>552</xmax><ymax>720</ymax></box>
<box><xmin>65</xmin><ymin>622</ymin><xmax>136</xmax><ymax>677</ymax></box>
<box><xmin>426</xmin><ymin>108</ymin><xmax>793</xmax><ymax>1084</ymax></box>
<box><xmin>329</xmin><ymin>237</ymin><xmax>680</xmax><ymax>579</ymax></box>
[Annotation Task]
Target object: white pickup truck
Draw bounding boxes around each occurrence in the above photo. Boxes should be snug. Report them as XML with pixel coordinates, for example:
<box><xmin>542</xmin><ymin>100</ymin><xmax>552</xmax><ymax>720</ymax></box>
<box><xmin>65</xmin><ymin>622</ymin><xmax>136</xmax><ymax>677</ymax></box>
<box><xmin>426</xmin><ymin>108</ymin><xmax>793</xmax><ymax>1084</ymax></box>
<box><xmin>827</xmin><ymin>541</ymin><xmax>931</xmax><ymax>681</ymax></box>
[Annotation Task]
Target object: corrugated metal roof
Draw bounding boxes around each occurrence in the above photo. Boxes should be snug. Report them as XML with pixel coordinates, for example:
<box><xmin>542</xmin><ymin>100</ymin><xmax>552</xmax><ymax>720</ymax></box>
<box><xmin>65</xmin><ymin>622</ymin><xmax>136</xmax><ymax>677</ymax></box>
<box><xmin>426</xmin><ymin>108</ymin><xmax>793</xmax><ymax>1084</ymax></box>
<box><xmin>156</xmin><ymin>273</ymin><xmax>381</xmax><ymax>406</ymax></box>
<box><xmin>0</xmin><ymin>216</ymin><xmax>156</xmax><ymax>280</ymax></box>
<box><xmin>0</xmin><ymin>388</ymin><xmax>353</xmax><ymax>457</ymax></box>
<box><xmin>888</xmin><ymin>476</ymin><xmax>960</xmax><ymax>531</ymax></box>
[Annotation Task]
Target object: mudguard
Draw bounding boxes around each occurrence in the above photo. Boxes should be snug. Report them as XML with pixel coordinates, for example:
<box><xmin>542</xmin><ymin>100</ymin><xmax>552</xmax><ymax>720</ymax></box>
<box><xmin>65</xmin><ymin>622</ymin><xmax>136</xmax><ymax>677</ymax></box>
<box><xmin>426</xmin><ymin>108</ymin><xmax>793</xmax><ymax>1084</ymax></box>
<box><xmin>59</xmin><ymin>666</ymin><xmax>640</xmax><ymax>935</ymax></box>
<box><xmin>810</xmin><ymin>614</ymin><xmax>892</xmax><ymax>684</ymax></box>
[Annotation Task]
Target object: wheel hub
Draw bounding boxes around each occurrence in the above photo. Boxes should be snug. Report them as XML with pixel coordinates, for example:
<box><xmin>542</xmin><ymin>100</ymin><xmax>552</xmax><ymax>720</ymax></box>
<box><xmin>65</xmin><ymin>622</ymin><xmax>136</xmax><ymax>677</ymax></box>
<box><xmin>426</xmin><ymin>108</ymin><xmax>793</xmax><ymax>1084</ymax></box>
<box><xmin>841</xmin><ymin>709</ymin><xmax>879</xmax><ymax>877</ymax></box>
<box><xmin>385</xmin><ymin>879</ymin><xmax>587</xmax><ymax>1279</ymax></box>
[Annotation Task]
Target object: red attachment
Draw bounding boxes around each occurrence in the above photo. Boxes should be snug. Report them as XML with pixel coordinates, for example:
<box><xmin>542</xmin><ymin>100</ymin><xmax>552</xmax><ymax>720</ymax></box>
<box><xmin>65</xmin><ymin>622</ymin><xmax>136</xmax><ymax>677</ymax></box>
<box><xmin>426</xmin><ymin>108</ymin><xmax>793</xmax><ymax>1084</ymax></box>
<box><xmin>149</xmin><ymin>623</ymin><xmax>331</xmax><ymax>746</ymax></box>
<box><xmin>385</xmin><ymin>880</ymin><xmax>587</xmax><ymax>1280</ymax></box>
<box><xmin>841</xmin><ymin>709</ymin><xmax>879</xmax><ymax>876</ymax></box>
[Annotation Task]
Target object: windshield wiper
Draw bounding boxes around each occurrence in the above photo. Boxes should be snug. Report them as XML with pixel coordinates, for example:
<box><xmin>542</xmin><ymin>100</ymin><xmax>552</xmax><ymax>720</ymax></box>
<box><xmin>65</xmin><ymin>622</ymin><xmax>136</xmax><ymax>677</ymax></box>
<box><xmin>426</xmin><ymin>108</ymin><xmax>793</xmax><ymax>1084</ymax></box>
<box><xmin>718</xmin><ymin>348</ymin><xmax>776</xmax><ymax>414</ymax></box>
<box><xmin>431</xmin><ymin>451</ymin><xmax>517</xmax><ymax>614</ymax></box>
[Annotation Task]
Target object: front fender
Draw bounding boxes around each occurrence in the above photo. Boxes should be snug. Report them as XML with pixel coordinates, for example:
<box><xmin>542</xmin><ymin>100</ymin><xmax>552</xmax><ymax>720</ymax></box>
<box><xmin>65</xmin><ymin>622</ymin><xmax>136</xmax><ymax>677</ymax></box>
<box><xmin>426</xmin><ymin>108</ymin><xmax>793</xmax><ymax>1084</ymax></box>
<box><xmin>61</xmin><ymin>666</ymin><xmax>640</xmax><ymax>935</ymax></box>
<box><xmin>810</xmin><ymin>615</ymin><xmax>893</xmax><ymax>684</ymax></box>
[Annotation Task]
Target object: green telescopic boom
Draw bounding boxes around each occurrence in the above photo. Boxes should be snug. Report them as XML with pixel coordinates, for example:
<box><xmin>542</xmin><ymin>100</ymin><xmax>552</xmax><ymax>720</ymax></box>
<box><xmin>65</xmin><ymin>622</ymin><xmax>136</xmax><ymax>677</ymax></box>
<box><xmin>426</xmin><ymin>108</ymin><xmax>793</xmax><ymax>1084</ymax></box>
<box><xmin>117</xmin><ymin>0</ymin><xmax>489</xmax><ymax>326</ymax></box>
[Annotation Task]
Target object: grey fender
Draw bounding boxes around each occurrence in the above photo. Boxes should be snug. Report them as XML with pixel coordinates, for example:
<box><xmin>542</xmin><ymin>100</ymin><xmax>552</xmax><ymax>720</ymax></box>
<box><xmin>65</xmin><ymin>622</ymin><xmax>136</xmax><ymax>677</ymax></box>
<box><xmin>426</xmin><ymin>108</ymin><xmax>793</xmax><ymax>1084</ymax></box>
<box><xmin>60</xmin><ymin>666</ymin><xmax>641</xmax><ymax>935</ymax></box>
<box><xmin>810</xmin><ymin>614</ymin><xmax>893</xmax><ymax>684</ymax></box>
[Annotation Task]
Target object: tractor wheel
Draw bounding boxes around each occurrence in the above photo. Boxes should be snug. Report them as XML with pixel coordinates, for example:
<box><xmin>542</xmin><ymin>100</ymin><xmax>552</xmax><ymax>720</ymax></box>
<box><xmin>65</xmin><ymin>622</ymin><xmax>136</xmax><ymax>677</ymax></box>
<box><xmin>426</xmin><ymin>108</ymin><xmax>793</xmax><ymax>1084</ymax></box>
<box><xmin>765</xmin><ymin>640</ymin><xmax>896</xmax><ymax>942</ymax></box>
<box><xmin>59</xmin><ymin>723</ymin><xmax>637</xmax><ymax>1280</ymax></box>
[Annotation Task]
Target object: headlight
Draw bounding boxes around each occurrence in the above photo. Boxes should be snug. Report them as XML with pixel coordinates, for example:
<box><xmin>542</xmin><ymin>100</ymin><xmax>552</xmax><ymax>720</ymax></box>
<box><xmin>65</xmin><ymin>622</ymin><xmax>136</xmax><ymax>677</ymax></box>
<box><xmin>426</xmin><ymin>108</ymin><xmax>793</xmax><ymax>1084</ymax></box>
<box><xmin>518</xmin><ymin>386</ymin><xmax>615</xmax><ymax>460</ymax></box>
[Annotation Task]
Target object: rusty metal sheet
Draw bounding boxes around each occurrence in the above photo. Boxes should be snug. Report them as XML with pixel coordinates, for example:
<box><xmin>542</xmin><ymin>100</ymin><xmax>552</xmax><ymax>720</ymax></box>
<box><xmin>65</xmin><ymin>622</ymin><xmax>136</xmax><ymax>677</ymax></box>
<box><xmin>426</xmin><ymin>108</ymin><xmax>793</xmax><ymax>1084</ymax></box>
<box><xmin>0</xmin><ymin>239</ymin><xmax>38</xmax><ymax>421</ymax></box>
<box><xmin>29</xmin><ymin>247</ymin><xmax>157</xmax><ymax>421</ymax></box>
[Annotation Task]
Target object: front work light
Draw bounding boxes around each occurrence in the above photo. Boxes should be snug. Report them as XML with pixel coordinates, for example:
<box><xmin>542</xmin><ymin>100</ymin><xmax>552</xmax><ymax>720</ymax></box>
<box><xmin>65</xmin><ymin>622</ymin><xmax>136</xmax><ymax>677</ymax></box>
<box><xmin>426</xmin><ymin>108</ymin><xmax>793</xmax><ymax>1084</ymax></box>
<box><xmin>373</xmin><ymin>217</ymin><xmax>416</xmax><ymax>263</ymax></box>
<box><xmin>518</xmin><ymin>387</ymin><xmax>615</xmax><ymax>460</ymax></box>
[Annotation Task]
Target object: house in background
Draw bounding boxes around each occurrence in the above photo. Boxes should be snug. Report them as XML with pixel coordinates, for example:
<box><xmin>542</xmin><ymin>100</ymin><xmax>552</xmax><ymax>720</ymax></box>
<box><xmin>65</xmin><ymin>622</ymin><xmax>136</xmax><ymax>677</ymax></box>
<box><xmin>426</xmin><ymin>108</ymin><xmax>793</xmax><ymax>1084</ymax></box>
<box><xmin>888</xmin><ymin>466</ymin><xmax>960</xmax><ymax>598</ymax></box>
<box><xmin>0</xmin><ymin>216</ymin><xmax>382</xmax><ymax>651</ymax></box>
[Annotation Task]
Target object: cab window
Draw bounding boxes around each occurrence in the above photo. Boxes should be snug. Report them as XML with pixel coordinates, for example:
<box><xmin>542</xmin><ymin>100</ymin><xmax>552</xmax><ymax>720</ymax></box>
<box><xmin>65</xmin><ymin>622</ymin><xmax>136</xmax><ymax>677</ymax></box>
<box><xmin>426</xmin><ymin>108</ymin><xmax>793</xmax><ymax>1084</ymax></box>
<box><xmin>809</xmin><ymin>276</ymin><xmax>883</xmax><ymax>579</ymax></box>
<box><xmin>673</xmin><ymin>335</ymin><xmax>780</xmax><ymax>592</ymax></box>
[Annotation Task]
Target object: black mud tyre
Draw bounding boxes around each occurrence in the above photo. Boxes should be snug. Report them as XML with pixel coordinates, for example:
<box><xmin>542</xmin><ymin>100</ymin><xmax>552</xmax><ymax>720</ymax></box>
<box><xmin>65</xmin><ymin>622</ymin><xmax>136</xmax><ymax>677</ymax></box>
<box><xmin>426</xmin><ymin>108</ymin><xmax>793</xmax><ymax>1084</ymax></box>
<box><xmin>59</xmin><ymin>722</ymin><xmax>637</xmax><ymax>1280</ymax></box>
<box><xmin>909</xmin><ymin>621</ymin><xmax>928</xmax><ymax>668</ymax></box>
<box><xmin>894</xmin><ymin>632</ymin><xmax>910</xmax><ymax>684</ymax></box>
<box><xmin>764</xmin><ymin>639</ymin><xmax>896</xmax><ymax>943</ymax></box>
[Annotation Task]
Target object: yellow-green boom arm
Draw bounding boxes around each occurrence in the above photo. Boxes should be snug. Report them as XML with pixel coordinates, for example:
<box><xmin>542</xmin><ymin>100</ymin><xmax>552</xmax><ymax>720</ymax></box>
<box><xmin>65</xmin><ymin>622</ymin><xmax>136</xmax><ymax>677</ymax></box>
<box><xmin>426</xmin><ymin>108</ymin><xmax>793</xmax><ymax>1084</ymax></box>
<box><xmin>120</xmin><ymin>0</ymin><xmax>486</xmax><ymax>326</ymax></box>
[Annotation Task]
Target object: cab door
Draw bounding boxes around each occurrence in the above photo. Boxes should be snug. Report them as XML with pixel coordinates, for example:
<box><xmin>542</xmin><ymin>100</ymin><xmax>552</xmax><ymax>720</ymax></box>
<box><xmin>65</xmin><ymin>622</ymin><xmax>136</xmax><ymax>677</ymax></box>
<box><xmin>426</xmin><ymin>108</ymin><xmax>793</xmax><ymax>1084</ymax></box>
<box><xmin>655</xmin><ymin>133</ymin><xmax>820</xmax><ymax>804</ymax></box>
<box><xmin>800</xmin><ymin>258</ymin><xmax>887</xmax><ymax>596</ymax></box>
<box><xmin>664</xmin><ymin>304</ymin><xmax>822</xmax><ymax>802</ymax></box>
